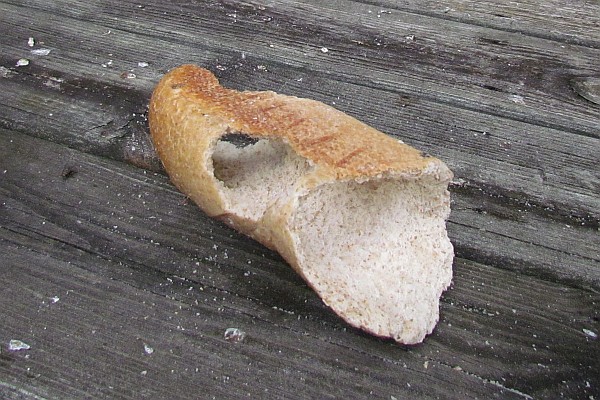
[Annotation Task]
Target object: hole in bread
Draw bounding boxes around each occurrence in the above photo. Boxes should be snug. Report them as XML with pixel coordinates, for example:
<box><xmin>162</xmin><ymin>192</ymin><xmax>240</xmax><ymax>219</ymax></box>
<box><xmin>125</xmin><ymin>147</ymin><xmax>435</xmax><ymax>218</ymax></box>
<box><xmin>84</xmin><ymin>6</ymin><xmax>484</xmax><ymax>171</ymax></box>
<box><xmin>290</xmin><ymin>178</ymin><xmax>453</xmax><ymax>342</ymax></box>
<box><xmin>211</xmin><ymin>133</ymin><xmax>311</xmax><ymax>222</ymax></box>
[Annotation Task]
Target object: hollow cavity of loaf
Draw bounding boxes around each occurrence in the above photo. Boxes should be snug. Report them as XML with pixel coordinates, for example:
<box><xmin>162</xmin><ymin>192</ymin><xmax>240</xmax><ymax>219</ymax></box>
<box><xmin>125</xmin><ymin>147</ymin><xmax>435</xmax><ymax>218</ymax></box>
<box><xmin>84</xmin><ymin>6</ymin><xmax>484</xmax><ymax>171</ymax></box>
<box><xmin>148</xmin><ymin>65</ymin><xmax>454</xmax><ymax>344</ymax></box>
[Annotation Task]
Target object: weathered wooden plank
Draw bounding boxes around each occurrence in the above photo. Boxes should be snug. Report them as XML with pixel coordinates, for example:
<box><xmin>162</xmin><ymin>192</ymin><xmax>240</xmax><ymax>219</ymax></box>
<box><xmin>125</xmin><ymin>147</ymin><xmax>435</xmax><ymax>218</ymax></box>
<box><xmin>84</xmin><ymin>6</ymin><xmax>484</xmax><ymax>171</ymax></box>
<box><xmin>3</xmin><ymin>0</ymin><xmax>599</xmax><ymax>134</ymax></box>
<box><xmin>1</xmin><ymin>130</ymin><xmax>599</xmax><ymax>399</ymax></box>
<box><xmin>1</xmin><ymin>0</ymin><xmax>598</xmax><ymax>224</ymax></box>
<box><xmin>375</xmin><ymin>0</ymin><xmax>600</xmax><ymax>46</ymax></box>
<box><xmin>450</xmin><ymin>192</ymin><xmax>600</xmax><ymax>289</ymax></box>
<box><xmin>1</xmin><ymin>70</ymin><xmax>598</xmax><ymax>288</ymax></box>
<box><xmin>0</xmin><ymin>241</ymin><xmax>537</xmax><ymax>400</ymax></box>
<box><xmin>2</xmin><ymin>62</ymin><xmax>598</xmax><ymax>222</ymax></box>
<box><xmin>2</xmin><ymin>48</ymin><xmax>600</xmax><ymax>291</ymax></box>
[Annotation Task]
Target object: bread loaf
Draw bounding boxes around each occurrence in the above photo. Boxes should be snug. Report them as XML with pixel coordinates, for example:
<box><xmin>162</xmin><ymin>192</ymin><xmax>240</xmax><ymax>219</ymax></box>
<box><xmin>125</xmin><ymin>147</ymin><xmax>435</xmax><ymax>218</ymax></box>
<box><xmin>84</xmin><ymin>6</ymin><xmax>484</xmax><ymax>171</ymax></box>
<box><xmin>148</xmin><ymin>65</ymin><xmax>454</xmax><ymax>344</ymax></box>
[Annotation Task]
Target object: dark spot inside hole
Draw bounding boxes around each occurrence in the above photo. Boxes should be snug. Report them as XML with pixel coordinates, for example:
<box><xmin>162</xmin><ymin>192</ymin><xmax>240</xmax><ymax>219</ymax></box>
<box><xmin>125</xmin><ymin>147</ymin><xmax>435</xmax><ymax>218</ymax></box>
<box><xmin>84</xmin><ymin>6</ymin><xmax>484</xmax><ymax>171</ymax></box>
<box><xmin>420</xmin><ymin>151</ymin><xmax>431</xmax><ymax>158</ymax></box>
<box><xmin>221</xmin><ymin>132</ymin><xmax>259</xmax><ymax>148</ymax></box>
<box><xmin>171</xmin><ymin>83</ymin><xmax>185</xmax><ymax>89</ymax></box>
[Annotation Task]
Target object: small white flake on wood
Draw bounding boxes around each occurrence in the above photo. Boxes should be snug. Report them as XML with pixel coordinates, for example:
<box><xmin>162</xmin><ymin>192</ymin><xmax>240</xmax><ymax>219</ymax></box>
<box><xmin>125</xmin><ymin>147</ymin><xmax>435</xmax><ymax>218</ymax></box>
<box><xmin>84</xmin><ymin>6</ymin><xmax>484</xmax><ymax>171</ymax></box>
<box><xmin>8</xmin><ymin>339</ymin><xmax>31</xmax><ymax>351</ymax></box>
<box><xmin>509</xmin><ymin>94</ymin><xmax>526</xmax><ymax>105</ymax></box>
<box><xmin>143</xmin><ymin>343</ymin><xmax>154</xmax><ymax>354</ymax></box>
<box><xmin>582</xmin><ymin>329</ymin><xmax>597</xmax><ymax>339</ymax></box>
<box><xmin>31</xmin><ymin>48</ymin><xmax>51</xmax><ymax>56</ymax></box>
<box><xmin>224</xmin><ymin>328</ymin><xmax>246</xmax><ymax>343</ymax></box>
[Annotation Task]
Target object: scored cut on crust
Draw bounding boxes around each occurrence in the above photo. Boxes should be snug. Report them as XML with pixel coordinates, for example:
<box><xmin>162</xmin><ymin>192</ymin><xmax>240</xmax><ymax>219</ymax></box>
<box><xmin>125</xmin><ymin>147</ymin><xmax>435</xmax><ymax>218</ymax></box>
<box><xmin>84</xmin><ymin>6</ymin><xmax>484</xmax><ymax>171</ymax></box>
<box><xmin>148</xmin><ymin>64</ymin><xmax>454</xmax><ymax>344</ymax></box>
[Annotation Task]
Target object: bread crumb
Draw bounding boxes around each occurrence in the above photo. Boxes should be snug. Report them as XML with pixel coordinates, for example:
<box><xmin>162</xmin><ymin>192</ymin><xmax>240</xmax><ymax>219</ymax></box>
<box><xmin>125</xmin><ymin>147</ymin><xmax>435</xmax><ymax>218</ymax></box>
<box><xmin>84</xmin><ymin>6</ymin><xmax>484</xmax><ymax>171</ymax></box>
<box><xmin>31</xmin><ymin>48</ymin><xmax>51</xmax><ymax>56</ymax></box>
<box><xmin>143</xmin><ymin>343</ymin><xmax>154</xmax><ymax>354</ymax></box>
<box><xmin>509</xmin><ymin>94</ymin><xmax>525</xmax><ymax>105</ymax></box>
<box><xmin>583</xmin><ymin>329</ymin><xmax>598</xmax><ymax>339</ymax></box>
<box><xmin>224</xmin><ymin>328</ymin><xmax>246</xmax><ymax>342</ymax></box>
<box><xmin>8</xmin><ymin>339</ymin><xmax>31</xmax><ymax>351</ymax></box>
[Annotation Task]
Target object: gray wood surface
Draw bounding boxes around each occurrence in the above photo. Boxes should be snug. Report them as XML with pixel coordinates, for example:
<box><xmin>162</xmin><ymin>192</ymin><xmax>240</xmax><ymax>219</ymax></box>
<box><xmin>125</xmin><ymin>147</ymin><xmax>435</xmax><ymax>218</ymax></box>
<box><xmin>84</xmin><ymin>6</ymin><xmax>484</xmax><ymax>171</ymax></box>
<box><xmin>1</xmin><ymin>0</ymin><xmax>599</xmax><ymax>399</ymax></box>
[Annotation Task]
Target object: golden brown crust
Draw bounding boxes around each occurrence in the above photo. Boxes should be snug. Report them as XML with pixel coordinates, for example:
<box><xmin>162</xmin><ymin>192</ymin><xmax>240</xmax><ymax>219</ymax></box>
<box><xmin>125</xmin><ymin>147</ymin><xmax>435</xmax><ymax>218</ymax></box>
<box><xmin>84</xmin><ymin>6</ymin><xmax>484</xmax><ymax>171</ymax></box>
<box><xmin>149</xmin><ymin>65</ymin><xmax>450</xmax><ymax>182</ymax></box>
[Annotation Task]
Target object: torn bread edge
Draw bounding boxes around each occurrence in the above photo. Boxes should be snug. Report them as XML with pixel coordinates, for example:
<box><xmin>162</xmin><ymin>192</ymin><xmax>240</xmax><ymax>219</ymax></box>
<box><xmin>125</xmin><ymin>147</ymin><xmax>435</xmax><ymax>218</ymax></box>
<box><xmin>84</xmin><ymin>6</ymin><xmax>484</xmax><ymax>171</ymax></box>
<box><xmin>148</xmin><ymin>65</ymin><xmax>454</xmax><ymax>344</ymax></box>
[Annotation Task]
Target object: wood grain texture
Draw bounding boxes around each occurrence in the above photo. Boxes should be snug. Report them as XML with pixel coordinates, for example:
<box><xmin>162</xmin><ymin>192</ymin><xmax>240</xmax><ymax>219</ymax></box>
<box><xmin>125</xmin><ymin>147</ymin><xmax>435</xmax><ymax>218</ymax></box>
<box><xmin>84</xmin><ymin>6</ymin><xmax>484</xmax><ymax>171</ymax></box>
<box><xmin>1</xmin><ymin>0</ymin><xmax>598</xmax><ymax>219</ymax></box>
<box><xmin>379</xmin><ymin>0</ymin><xmax>600</xmax><ymax>46</ymax></box>
<box><xmin>1</xmin><ymin>131</ymin><xmax>598</xmax><ymax>399</ymax></box>
<box><xmin>1</xmin><ymin>0</ymin><xmax>599</xmax><ymax>398</ymax></box>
